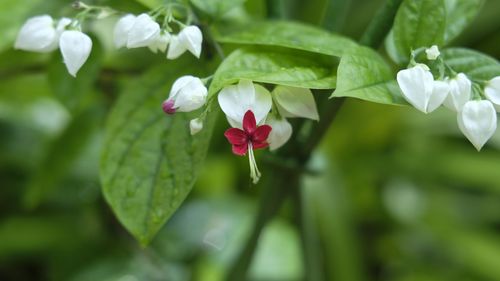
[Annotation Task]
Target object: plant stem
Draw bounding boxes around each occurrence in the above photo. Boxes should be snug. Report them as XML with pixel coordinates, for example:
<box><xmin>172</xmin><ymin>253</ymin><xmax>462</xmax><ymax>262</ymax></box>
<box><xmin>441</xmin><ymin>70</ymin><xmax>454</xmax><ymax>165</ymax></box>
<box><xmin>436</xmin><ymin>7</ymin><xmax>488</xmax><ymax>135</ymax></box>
<box><xmin>224</xmin><ymin>0</ymin><xmax>404</xmax><ymax>279</ymax></box>
<box><xmin>321</xmin><ymin>0</ymin><xmax>352</xmax><ymax>32</ymax></box>
<box><xmin>266</xmin><ymin>0</ymin><xmax>285</xmax><ymax>19</ymax></box>
<box><xmin>359</xmin><ymin>0</ymin><xmax>403</xmax><ymax>47</ymax></box>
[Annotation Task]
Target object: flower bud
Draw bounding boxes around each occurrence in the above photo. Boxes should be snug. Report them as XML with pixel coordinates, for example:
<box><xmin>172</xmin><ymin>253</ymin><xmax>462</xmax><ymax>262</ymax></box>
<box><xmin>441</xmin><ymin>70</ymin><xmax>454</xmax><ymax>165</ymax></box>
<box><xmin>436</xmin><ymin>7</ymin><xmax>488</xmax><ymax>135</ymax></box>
<box><xmin>443</xmin><ymin>73</ymin><xmax>472</xmax><ymax>112</ymax></box>
<box><xmin>114</xmin><ymin>14</ymin><xmax>136</xmax><ymax>48</ymax></box>
<box><xmin>484</xmin><ymin>76</ymin><xmax>500</xmax><ymax>112</ymax></box>
<box><xmin>272</xmin><ymin>85</ymin><xmax>319</xmax><ymax>120</ymax></box>
<box><xmin>163</xmin><ymin>76</ymin><xmax>207</xmax><ymax>114</ymax></box>
<box><xmin>457</xmin><ymin>100</ymin><xmax>497</xmax><ymax>151</ymax></box>
<box><xmin>397</xmin><ymin>64</ymin><xmax>449</xmax><ymax>113</ymax></box>
<box><xmin>265</xmin><ymin>116</ymin><xmax>292</xmax><ymax>150</ymax></box>
<box><xmin>425</xmin><ymin>45</ymin><xmax>440</xmax><ymax>60</ymax></box>
<box><xmin>126</xmin><ymin>14</ymin><xmax>160</xmax><ymax>48</ymax></box>
<box><xmin>59</xmin><ymin>30</ymin><xmax>92</xmax><ymax>77</ymax></box>
<box><xmin>166</xmin><ymin>35</ymin><xmax>186</xmax><ymax>59</ymax></box>
<box><xmin>190</xmin><ymin>118</ymin><xmax>203</xmax><ymax>135</ymax></box>
<box><xmin>15</xmin><ymin>15</ymin><xmax>58</xmax><ymax>53</ymax></box>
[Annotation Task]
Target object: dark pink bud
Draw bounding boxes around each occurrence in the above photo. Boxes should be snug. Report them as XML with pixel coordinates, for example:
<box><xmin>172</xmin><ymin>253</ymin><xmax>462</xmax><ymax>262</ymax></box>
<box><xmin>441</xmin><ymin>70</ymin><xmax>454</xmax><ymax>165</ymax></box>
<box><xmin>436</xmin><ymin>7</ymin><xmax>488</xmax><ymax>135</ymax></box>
<box><xmin>162</xmin><ymin>99</ymin><xmax>176</xmax><ymax>115</ymax></box>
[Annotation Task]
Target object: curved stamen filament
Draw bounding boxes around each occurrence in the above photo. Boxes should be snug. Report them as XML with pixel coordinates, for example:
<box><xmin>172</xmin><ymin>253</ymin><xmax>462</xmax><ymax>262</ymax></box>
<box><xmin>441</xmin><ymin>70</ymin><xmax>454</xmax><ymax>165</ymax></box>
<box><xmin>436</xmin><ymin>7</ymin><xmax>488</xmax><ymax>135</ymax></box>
<box><xmin>247</xmin><ymin>143</ymin><xmax>261</xmax><ymax>184</ymax></box>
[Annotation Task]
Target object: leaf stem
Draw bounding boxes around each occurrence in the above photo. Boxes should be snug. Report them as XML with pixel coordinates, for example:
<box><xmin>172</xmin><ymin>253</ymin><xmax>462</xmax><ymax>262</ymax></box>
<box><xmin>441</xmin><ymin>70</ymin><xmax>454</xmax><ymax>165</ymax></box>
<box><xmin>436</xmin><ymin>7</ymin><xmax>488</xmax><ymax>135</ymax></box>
<box><xmin>266</xmin><ymin>0</ymin><xmax>286</xmax><ymax>19</ymax></box>
<box><xmin>359</xmin><ymin>0</ymin><xmax>403</xmax><ymax>48</ymax></box>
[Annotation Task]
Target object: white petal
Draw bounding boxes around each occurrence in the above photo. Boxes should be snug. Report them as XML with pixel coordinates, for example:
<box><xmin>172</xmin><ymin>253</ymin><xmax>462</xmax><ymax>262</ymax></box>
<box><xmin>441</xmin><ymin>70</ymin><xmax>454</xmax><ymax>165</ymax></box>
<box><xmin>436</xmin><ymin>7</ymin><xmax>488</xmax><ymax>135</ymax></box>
<box><xmin>114</xmin><ymin>14</ymin><xmax>136</xmax><ymax>48</ymax></box>
<box><xmin>426</xmin><ymin>80</ymin><xmax>449</xmax><ymax>113</ymax></box>
<box><xmin>272</xmin><ymin>85</ymin><xmax>319</xmax><ymax>120</ymax></box>
<box><xmin>148</xmin><ymin>32</ymin><xmax>170</xmax><ymax>53</ymax></box>
<box><xmin>266</xmin><ymin>116</ymin><xmax>293</xmax><ymax>150</ymax></box>
<box><xmin>252</xmin><ymin>84</ymin><xmax>273</xmax><ymax>125</ymax></box>
<box><xmin>178</xmin><ymin>25</ymin><xmax>203</xmax><ymax>58</ymax></box>
<box><xmin>396</xmin><ymin>64</ymin><xmax>434</xmax><ymax>113</ymax></box>
<box><xmin>190</xmin><ymin>118</ymin><xmax>203</xmax><ymax>135</ymax></box>
<box><xmin>425</xmin><ymin>45</ymin><xmax>440</xmax><ymax>60</ymax></box>
<box><xmin>443</xmin><ymin>73</ymin><xmax>472</xmax><ymax>112</ymax></box>
<box><xmin>169</xmin><ymin>75</ymin><xmax>196</xmax><ymax>100</ymax></box>
<box><xmin>15</xmin><ymin>15</ymin><xmax>57</xmax><ymax>52</ymax></box>
<box><xmin>59</xmin><ymin>31</ymin><xmax>92</xmax><ymax>77</ymax></box>
<box><xmin>484</xmin><ymin>76</ymin><xmax>500</xmax><ymax>112</ymax></box>
<box><xmin>126</xmin><ymin>14</ymin><xmax>160</xmax><ymax>48</ymax></box>
<box><xmin>56</xmin><ymin>18</ymin><xmax>72</xmax><ymax>33</ymax></box>
<box><xmin>458</xmin><ymin>100</ymin><xmax>497</xmax><ymax>151</ymax></box>
<box><xmin>174</xmin><ymin>79</ymin><xmax>208</xmax><ymax>112</ymax></box>
<box><xmin>166</xmin><ymin>35</ymin><xmax>188</xmax><ymax>59</ymax></box>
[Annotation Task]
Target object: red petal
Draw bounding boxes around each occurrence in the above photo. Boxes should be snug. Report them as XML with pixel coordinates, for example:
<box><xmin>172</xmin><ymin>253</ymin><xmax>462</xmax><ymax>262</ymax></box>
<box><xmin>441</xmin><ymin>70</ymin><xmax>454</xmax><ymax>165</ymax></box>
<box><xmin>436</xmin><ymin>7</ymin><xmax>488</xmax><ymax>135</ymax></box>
<box><xmin>224</xmin><ymin>128</ymin><xmax>248</xmax><ymax>145</ymax></box>
<box><xmin>243</xmin><ymin>110</ymin><xmax>257</xmax><ymax>134</ymax></box>
<box><xmin>252</xmin><ymin>124</ymin><xmax>272</xmax><ymax>143</ymax></box>
<box><xmin>252</xmin><ymin>141</ymin><xmax>269</xmax><ymax>150</ymax></box>
<box><xmin>232</xmin><ymin>143</ymin><xmax>248</xmax><ymax>156</ymax></box>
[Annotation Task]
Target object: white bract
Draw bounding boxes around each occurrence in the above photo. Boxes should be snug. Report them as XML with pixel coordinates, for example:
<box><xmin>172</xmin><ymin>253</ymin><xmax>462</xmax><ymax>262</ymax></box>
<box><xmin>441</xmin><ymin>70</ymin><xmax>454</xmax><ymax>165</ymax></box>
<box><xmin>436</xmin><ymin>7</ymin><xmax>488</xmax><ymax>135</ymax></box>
<box><xmin>218</xmin><ymin>80</ymin><xmax>272</xmax><ymax>128</ymax></box>
<box><xmin>443</xmin><ymin>73</ymin><xmax>472</xmax><ymax>112</ymax></box>
<box><xmin>114</xmin><ymin>14</ymin><xmax>136</xmax><ymax>48</ymax></box>
<box><xmin>126</xmin><ymin>13</ymin><xmax>160</xmax><ymax>48</ymax></box>
<box><xmin>397</xmin><ymin>64</ymin><xmax>449</xmax><ymax>113</ymax></box>
<box><xmin>272</xmin><ymin>86</ymin><xmax>319</xmax><ymax>120</ymax></box>
<box><xmin>148</xmin><ymin>32</ymin><xmax>171</xmax><ymax>53</ymax></box>
<box><xmin>59</xmin><ymin>30</ymin><xmax>92</xmax><ymax>77</ymax></box>
<box><xmin>190</xmin><ymin>118</ymin><xmax>203</xmax><ymax>135</ymax></box>
<box><xmin>457</xmin><ymin>100</ymin><xmax>497</xmax><ymax>151</ymax></box>
<box><xmin>15</xmin><ymin>15</ymin><xmax>58</xmax><ymax>52</ymax></box>
<box><xmin>425</xmin><ymin>45</ymin><xmax>440</xmax><ymax>60</ymax></box>
<box><xmin>163</xmin><ymin>76</ymin><xmax>207</xmax><ymax>113</ymax></box>
<box><xmin>166</xmin><ymin>26</ymin><xmax>203</xmax><ymax>59</ymax></box>
<box><xmin>265</xmin><ymin>116</ymin><xmax>292</xmax><ymax>150</ymax></box>
<box><xmin>484</xmin><ymin>76</ymin><xmax>500</xmax><ymax>112</ymax></box>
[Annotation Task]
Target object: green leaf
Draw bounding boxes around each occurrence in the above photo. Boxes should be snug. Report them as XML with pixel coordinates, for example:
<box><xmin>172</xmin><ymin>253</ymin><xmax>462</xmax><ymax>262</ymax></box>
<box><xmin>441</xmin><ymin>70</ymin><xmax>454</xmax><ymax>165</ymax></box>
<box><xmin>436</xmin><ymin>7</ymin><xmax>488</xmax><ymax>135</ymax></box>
<box><xmin>332</xmin><ymin>46</ymin><xmax>406</xmax><ymax>105</ymax></box>
<box><xmin>444</xmin><ymin>0</ymin><xmax>483</xmax><ymax>43</ymax></box>
<box><xmin>441</xmin><ymin>48</ymin><xmax>500</xmax><ymax>81</ymax></box>
<box><xmin>190</xmin><ymin>0</ymin><xmax>246</xmax><ymax>19</ymax></box>
<box><xmin>212</xmin><ymin>21</ymin><xmax>358</xmax><ymax>57</ymax></box>
<box><xmin>100</xmin><ymin>59</ymin><xmax>215</xmax><ymax>246</ymax></box>
<box><xmin>390</xmin><ymin>0</ymin><xmax>447</xmax><ymax>63</ymax></box>
<box><xmin>209</xmin><ymin>48</ymin><xmax>337</xmax><ymax>96</ymax></box>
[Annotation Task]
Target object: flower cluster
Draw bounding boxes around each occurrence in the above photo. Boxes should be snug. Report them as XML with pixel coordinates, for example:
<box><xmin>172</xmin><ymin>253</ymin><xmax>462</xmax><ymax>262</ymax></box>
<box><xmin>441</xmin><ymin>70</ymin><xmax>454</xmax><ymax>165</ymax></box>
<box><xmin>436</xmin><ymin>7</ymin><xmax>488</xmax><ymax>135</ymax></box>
<box><xmin>114</xmin><ymin>13</ymin><xmax>202</xmax><ymax>59</ymax></box>
<box><xmin>15</xmin><ymin>15</ymin><xmax>92</xmax><ymax>77</ymax></box>
<box><xmin>397</xmin><ymin>46</ymin><xmax>500</xmax><ymax>150</ymax></box>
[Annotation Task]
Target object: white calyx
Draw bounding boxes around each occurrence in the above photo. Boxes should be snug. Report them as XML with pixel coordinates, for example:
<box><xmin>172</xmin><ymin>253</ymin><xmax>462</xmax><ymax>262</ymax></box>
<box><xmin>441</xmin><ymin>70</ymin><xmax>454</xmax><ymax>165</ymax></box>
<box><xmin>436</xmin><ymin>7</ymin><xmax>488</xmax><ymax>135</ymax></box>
<box><xmin>126</xmin><ymin>13</ymin><xmax>160</xmax><ymax>48</ymax></box>
<box><xmin>425</xmin><ymin>45</ymin><xmax>440</xmax><ymax>60</ymax></box>
<box><xmin>443</xmin><ymin>73</ymin><xmax>472</xmax><ymax>112</ymax></box>
<box><xmin>484</xmin><ymin>76</ymin><xmax>500</xmax><ymax>112</ymax></box>
<box><xmin>457</xmin><ymin>100</ymin><xmax>497</xmax><ymax>151</ymax></box>
<box><xmin>59</xmin><ymin>30</ymin><xmax>93</xmax><ymax>77</ymax></box>
<box><xmin>163</xmin><ymin>76</ymin><xmax>208</xmax><ymax>113</ymax></box>
<box><xmin>217</xmin><ymin>80</ymin><xmax>272</xmax><ymax>128</ymax></box>
<box><xmin>397</xmin><ymin>64</ymin><xmax>449</xmax><ymax>113</ymax></box>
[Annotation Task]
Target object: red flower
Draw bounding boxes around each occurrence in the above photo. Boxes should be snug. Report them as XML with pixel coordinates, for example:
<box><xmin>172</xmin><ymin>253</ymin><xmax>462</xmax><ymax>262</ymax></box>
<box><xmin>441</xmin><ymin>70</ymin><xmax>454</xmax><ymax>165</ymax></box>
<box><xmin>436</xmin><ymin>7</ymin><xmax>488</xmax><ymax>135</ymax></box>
<box><xmin>224</xmin><ymin>110</ymin><xmax>272</xmax><ymax>156</ymax></box>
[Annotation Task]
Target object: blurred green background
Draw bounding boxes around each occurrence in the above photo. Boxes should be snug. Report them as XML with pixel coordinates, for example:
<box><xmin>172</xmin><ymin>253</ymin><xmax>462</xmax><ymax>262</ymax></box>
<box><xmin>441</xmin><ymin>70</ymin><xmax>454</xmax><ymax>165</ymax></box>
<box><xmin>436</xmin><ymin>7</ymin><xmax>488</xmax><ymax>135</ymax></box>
<box><xmin>1</xmin><ymin>0</ymin><xmax>500</xmax><ymax>280</ymax></box>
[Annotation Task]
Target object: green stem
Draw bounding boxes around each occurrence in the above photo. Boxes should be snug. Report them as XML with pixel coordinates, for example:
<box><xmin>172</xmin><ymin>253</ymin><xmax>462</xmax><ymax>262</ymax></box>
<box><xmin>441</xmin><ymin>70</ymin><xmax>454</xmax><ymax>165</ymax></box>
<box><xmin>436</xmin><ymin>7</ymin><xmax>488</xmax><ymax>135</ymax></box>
<box><xmin>359</xmin><ymin>0</ymin><xmax>403</xmax><ymax>47</ymax></box>
<box><xmin>266</xmin><ymin>0</ymin><xmax>286</xmax><ymax>19</ymax></box>
<box><xmin>321</xmin><ymin>0</ymin><xmax>352</xmax><ymax>32</ymax></box>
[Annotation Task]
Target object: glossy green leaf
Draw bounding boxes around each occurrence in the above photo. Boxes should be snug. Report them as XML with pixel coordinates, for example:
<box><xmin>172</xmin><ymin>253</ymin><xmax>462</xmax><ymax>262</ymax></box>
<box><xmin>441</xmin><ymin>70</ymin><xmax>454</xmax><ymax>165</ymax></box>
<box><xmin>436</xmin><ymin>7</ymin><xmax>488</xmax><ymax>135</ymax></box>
<box><xmin>209</xmin><ymin>48</ymin><xmax>337</xmax><ymax>96</ymax></box>
<box><xmin>444</xmin><ymin>0</ymin><xmax>483</xmax><ymax>42</ymax></box>
<box><xmin>332</xmin><ymin>46</ymin><xmax>406</xmax><ymax>105</ymax></box>
<box><xmin>390</xmin><ymin>0</ymin><xmax>447</xmax><ymax>63</ymax></box>
<box><xmin>442</xmin><ymin>48</ymin><xmax>500</xmax><ymax>81</ymax></box>
<box><xmin>100</xmin><ymin>60</ymin><xmax>215</xmax><ymax>245</ymax></box>
<box><xmin>212</xmin><ymin>21</ymin><xmax>358</xmax><ymax>57</ymax></box>
<box><xmin>190</xmin><ymin>0</ymin><xmax>246</xmax><ymax>19</ymax></box>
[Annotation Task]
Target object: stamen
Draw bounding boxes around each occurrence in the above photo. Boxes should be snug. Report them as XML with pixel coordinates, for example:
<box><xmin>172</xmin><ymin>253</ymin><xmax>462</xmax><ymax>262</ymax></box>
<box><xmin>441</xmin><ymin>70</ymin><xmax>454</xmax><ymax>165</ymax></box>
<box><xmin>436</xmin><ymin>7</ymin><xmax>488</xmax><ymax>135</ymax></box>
<box><xmin>247</xmin><ymin>143</ymin><xmax>261</xmax><ymax>184</ymax></box>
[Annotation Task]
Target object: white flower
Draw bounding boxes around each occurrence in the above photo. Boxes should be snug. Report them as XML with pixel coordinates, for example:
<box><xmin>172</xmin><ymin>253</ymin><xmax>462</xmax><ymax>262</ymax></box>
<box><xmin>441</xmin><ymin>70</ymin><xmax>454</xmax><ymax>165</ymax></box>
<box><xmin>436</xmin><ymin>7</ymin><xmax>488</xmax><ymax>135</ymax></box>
<box><xmin>484</xmin><ymin>76</ymin><xmax>500</xmax><ymax>112</ymax></box>
<box><xmin>272</xmin><ymin>86</ymin><xmax>319</xmax><ymax>120</ymax></box>
<box><xmin>15</xmin><ymin>15</ymin><xmax>58</xmax><ymax>52</ymax></box>
<box><xmin>162</xmin><ymin>76</ymin><xmax>207</xmax><ymax>114</ymax></box>
<box><xmin>59</xmin><ymin>30</ymin><xmax>92</xmax><ymax>77</ymax></box>
<box><xmin>166</xmin><ymin>26</ymin><xmax>203</xmax><ymax>59</ymax></box>
<box><xmin>126</xmin><ymin>13</ymin><xmax>160</xmax><ymax>48</ymax></box>
<box><xmin>265</xmin><ymin>116</ymin><xmax>292</xmax><ymax>150</ymax></box>
<box><xmin>443</xmin><ymin>73</ymin><xmax>472</xmax><ymax>112</ymax></box>
<box><xmin>114</xmin><ymin>14</ymin><xmax>136</xmax><ymax>48</ymax></box>
<box><xmin>397</xmin><ymin>64</ymin><xmax>449</xmax><ymax>113</ymax></box>
<box><xmin>458</xmin><ymin>100</ymin><xmax>497</xmax><ymax>151</ymax></box>
<box><xmin>148</xmin><ymin>32</ymin><xmax>171</xmax><ymax>53</ymax></box>
<box><xmin>218</xmin><ymin>80</ymin><xmax>272</xmax><ymax>128</ymax></box>
<box><xmin>425</xmin><ymin>45</ymin><xmax>440</xmax><ymax>60</ymax></box>
<box><xmin>190</xmin><ymin>118</ymin><xmax>203</xmax><ymax>135</ymax></box>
